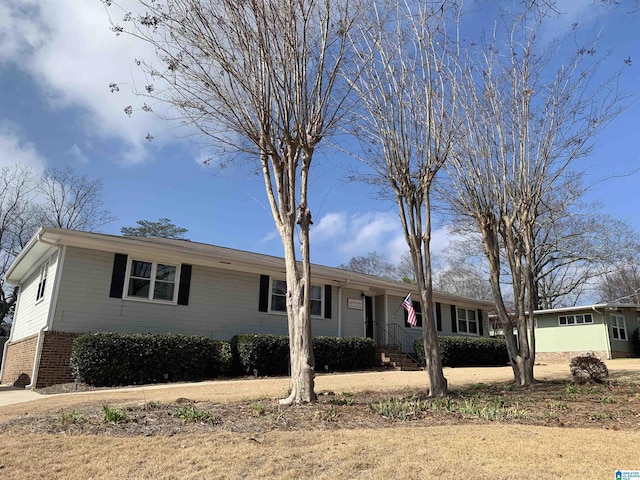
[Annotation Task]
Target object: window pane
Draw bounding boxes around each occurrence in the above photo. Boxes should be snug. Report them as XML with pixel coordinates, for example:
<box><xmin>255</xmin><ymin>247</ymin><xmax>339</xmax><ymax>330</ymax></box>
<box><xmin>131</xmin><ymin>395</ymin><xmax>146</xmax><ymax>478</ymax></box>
<box><xmin>311</xmin><ymin>300</ymin><xmax>322</xmax><ymax>316</ymax></box>
<box><xmin>468</xmin><ymin>310</ymin><xmax>476</xmax><ymax>321</ymax></box>
<box><xmin>128</xmin><ymin>278</ymin><xmax>150</xmax><ymax>298</ymax></box>
<box><xmin>576</xmin><ymin>315</ymin><xmax>584</xmax><ymax>324</ymax></box>
<box><xmin>559</xmin><ymin>317</ymin><xmax>566</xmax><ymax>325</ymax></box>
<box><xmin>585</xmin><ymin>314</ymin><xmax>593</xmax><ymax>323</ymax></box>
<box><xmin>156</xmin><ymin>264</ymin><xmax>176</xmax><ymax>282</ymax></box>
<box><xmin>310</xmin><ymin>285</ymin><xmax>322</xmax><ymax>301</ymax></box>
<box><xmin>458</xmin><ymin>320</ymin><xmax>467</xmax><ymax>333</ymax></box>
<box><xmin>612</xmin><ymin>327</ymin><xmax>619</xmax><ymax>339</ymax></box>
<box><xmin>272</xmin><ymin>295</ymin><xmax>286</xmax><ymax>312</ymax></box>
<box><xmin>131</xmin><ymin>260</ymin><xmax>152</xmax><ymax>278</ymax></box>
<box><xmin>567</xmin><ymin>316</ymin><xmax>575</xmax><ymax>324</ymax></box>
<box><xmin>469</xmin><ymin>321</ymin><xmax>478</xmax><ymax>334</ymax></box>
<box><xmin>620</xmin><ymin>329</ymin><xmax>627</xmax><ymax>340</ymax></box>
<box><xmin>457</xmin><ymin>308</ymin><xmax>467</xmax><ymax>320</ymax></box>
<box><xmin>153</xmin><ymin>281</ymin><xmax>175</xmax><ymax>301</ymax></box>
<box><xmin>272</xmin><ymin>280</ymin><xmax>286</xmax><ymax>295</ymax></box>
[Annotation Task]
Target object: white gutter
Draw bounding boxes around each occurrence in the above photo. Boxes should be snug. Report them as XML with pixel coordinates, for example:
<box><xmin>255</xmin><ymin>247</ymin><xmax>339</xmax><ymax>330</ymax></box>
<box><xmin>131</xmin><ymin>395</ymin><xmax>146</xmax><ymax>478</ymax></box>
<box><xmin>25</xmin><ymin>325</ymin><xmax>46</xmax><ymax>389</ymax></box>
<box><xmin>25</xmin><ymin>233</ymin><xmax>62</xmax><ymax>390</ymax></box>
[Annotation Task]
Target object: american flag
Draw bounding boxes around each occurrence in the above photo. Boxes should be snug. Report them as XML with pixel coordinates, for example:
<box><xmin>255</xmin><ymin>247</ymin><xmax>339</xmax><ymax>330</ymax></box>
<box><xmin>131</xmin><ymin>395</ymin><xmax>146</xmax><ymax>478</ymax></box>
<box><xmin>402</xmin><ymin>293</ymin><xmax>417</xmax><ymax>327</ymax></box>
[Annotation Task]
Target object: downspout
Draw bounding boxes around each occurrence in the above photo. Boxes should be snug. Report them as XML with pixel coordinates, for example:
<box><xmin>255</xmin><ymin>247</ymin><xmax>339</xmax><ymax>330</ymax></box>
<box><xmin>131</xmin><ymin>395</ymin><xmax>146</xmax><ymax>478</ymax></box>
<box><xmin>25</xmin><ymin>234</ymin><xmax>62</xmax><ymax>390</ymax></box>
<box><xmin>593</xmin><ymin>306</ymin><xmax>611</xmax><ymax>360</ymax></box>
<box><xmin>25</xmin><ymin>326</ymin><xmax>46</xmax><ymax>390</ymax></box>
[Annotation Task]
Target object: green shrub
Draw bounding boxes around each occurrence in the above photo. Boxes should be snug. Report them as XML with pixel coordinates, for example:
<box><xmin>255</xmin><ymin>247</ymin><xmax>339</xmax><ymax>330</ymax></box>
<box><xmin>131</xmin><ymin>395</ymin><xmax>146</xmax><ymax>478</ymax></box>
<box><xmin>632</xmin><ymin>328</ymin><xmax>640</xmax><ymax>356</ymax></box>
<box><xmin>569</xmin><ymin>352</ymin><xmax>609</xmax><ymax>384</ymax></box>
<box><xmin>70</xmin><ymin>333</ymin><xmax>232</xmax><ymax>386</ymax></box>
<box><xmin>414</xmin><ymin>336</ymin><xmax>509</xmax><ymax>367</ymax></box>
<box><xmin>231</xmin><ymin>334</ymin><xmax>290</xmax><ymax>376</ymax></box>
<box><xmin>231</xmin><ymin>334</ymin><xmax>379</xmax><ymax>376</ymax></box>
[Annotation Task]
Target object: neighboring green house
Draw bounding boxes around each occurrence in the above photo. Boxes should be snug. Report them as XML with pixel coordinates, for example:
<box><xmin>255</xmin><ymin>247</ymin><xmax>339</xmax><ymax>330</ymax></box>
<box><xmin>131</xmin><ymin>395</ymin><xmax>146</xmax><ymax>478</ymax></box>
<box><xmin>533</xmin><ymin>303</ymin><xmax>639</xmax><ymax>362</ymax></box>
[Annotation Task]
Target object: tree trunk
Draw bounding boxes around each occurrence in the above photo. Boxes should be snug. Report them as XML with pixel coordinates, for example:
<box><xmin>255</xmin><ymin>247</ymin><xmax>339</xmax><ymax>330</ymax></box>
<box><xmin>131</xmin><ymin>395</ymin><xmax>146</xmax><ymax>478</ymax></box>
<box><xmin>420</xmin><ymin>195</ymin><xmax>447</xmax><ymax>397</ymax></box>
<box><xmin>278</xmin><ymin>228</ymin><xmax>316</xmax><ymax>406</ymax></box>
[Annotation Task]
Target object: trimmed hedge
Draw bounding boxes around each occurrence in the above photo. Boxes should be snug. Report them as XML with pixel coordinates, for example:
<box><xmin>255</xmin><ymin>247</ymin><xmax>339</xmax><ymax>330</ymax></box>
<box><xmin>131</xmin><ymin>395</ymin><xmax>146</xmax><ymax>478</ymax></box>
<box><xmin>414</xmin><ymin>336</ymin><xmax>509</xmax><ymax>367</ymax></box>
<box><xmin>632</xmin><ymin>328</ymin><xmax>640</xmax><ymax>356</ymax></box>
<box><xmin>70</xmin><ymin>333</ymin><xmax>232</xmax><ymax>387</ymax></box>
<box><xmin>231</xmin><ymin>334</ymin><xmax>379</xmax><ymax>376</ymax></box>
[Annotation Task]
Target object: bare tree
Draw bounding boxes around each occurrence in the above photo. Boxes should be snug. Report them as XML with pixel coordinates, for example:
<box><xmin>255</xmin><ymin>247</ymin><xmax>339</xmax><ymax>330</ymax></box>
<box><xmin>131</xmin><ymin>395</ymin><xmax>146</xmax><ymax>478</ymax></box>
<box><xmin>434</xmin><ymin>259</ymin><xmax>493</xmax><ymax>302</ymax></box>
<box><xmin>122</xmin><ymin>218</ymin><xmax>188</xmax><ymax>239</ymax></box>
<box><xmin>106</xmin><ymin>0</ymin><xmax>362</xmax><ymax>404</ymax></box>
<box><xmin>339</xmin><ymin>251</ymin><xmax>396</xmax><ymax>278</ymax></box>
<box><xmin>447</xmin><ymin>7</ymin><xmax>627</xmax><ymax>385</ymax></box>
<box><xmin>0</xmin><ymin>165</ymin><xmax>36</xmax><ymax>322</ymax></box>
<box><xmin>348</xmin><ymin>0</ymin><xmax>462</xmax><ymax>396</ymax></box>
<box><xmin>445</xmin><ymin>185</ymin><xmax>640</xmax><ymax>309</ymax></box>
<box><xmin>596</xmin><ymin>265</ymin><xmax>640</xmax><ymax>303</ymax></box>
<box><xmin>36</xmin><ymin>167</ymin><xmax>115</xmax><ymax>231</ymax></box>
<box><xmin>0</xmin><ymin>164</ymin><xmax>114</xmax><ymax>323</ymax></box>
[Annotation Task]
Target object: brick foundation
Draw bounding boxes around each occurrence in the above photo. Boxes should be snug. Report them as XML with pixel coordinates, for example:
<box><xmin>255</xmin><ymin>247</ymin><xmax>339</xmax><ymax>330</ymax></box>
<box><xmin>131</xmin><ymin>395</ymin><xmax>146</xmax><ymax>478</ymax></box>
<box><xmin>535</xmin><ymin>351</ymin><xmax>609</xmax><ymax>363</ymax></box>
<box><xmin>36</xmin><ymin>332</ymin><xmax>79</xmax><ymax>388</ymax></box>
<box><xmin>1</xmin><ymin>331</ymin><xmax>79</xmax><ymax>388</ymax></box>
<box><xmin>1</xmin><ymin>334</ymin><xmax>39</xmax><ymax>387</ymax></box>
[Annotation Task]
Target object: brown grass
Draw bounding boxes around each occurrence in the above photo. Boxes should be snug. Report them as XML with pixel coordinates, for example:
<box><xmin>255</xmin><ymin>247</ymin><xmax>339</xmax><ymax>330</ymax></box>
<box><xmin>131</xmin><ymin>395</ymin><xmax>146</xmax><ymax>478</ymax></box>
<box><xmin>0</xmin><ymin>359</ymin><xmax>639</xmax><ymax>479</ymax></box>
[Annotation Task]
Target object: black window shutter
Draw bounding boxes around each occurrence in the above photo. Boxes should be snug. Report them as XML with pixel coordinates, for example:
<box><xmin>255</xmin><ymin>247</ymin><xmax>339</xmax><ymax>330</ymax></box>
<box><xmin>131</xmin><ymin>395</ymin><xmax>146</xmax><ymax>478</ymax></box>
<box><xmin>109</xmin><ymin>253</ymin><xmax>128</xmax><ymax>298</ymax></box>
<box><xmin>258</xmin><ymin>275</ymin><xmax>270</xmax><ymax>312</ymax></box>
<box><xmin>478</xmin><ymin>309</ymin><xmax>484</xmax><ymax>336</ymax></box>
<box><xmin>436</xmin><ymin>302</ymin><xmax>442</xmax><ymax>332</ymax></box>
<box><xmin>177</xmin><ymin>264</ymin><xmax>192</xmax><ymax>305</ymax></box>
<box><xmin>450</xmin><ymin>304</ymin><xmax>458</xmax><ymax>333</ymax></box>
<box><xmin>324</xmin><ymin>285</ymin><xmax>332</xmax><ymax>319</ymax></box>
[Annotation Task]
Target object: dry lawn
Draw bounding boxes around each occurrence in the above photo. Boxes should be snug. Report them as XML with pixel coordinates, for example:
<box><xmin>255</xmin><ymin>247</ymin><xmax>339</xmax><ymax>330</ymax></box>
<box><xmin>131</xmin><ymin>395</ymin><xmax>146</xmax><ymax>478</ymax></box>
<box><xmin>0</xmin><ymin>359</ymin><xmax>639</xmax><ymax>479</ymax></box>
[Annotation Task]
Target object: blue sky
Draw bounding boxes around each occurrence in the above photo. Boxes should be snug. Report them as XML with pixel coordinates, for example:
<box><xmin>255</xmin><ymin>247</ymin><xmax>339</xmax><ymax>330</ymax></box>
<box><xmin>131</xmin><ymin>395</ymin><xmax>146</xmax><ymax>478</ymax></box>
<box><xmin>0</xmin><ymin>0</ymin><xmax>638</xmax><ymax>270</ymax></box>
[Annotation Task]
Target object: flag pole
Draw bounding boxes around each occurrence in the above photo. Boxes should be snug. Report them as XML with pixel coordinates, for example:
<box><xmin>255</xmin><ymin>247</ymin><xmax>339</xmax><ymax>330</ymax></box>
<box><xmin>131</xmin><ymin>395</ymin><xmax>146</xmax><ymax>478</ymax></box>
<box><xmin>391</xmin><ymin>291</ymin><xmax>413</xmax><ymax>319</ymax></box>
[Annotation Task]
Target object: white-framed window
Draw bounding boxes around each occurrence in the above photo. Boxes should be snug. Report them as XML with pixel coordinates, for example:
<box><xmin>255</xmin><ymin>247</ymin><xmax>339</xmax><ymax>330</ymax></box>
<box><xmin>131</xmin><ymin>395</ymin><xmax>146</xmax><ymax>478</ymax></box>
<box><xmin>457</xmin><ymin>307</ymin><xmax>478</xmax><ymax>335</ymax></box>
<box><xmin>558</xmin><ymin>313</ymin><xmax>593</xmax><ymax>326</ymax></box>
<box><xmin>611</xmin><ymin>314</ymin><xmax>627</xmax><ymax>341</ymax></box>
<box><xmin>125</xmin><ymin>259</ymin><xmax>178</xmax><ymax>303</ymax></box>
<box><xmin>35</xmin><ymin>260</ymin><xmax>50</xmax><ymax>303</ymax></box>
<box><xmin>270</xmin><ymin>279</ymin><xmax>323</xmax><ymax>317</ymax></box>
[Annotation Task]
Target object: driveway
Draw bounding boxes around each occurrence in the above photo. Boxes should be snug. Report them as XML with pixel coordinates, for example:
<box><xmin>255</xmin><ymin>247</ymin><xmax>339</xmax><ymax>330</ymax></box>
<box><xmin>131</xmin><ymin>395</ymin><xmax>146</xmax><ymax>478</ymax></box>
<box><xmin>0</xmin><ymin>385</ymin><xmax>42</xmax><ymax>407</ymax></box>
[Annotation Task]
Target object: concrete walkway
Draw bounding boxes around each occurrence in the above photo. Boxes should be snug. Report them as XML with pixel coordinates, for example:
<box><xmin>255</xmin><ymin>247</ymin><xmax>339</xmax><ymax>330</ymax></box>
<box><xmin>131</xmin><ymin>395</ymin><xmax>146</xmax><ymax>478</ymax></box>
<box><xmin>0</xmin><ymin>385</ymin><xmax>42</xmax><ymax>407</ymax></box>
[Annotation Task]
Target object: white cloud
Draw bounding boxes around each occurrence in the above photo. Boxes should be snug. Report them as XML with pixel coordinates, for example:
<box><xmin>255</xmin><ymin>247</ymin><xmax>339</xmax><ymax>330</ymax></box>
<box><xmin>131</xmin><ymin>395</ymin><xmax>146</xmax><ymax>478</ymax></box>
<box><xmin>311</xmin><ymin>210</ymin><xmax>467</xmax><ymax>268</ymax></box>
<box><xmin>3</xmin><ymin>0</ymin><xmax>179</xmax><ymax>164</ymax></box>
<box><xmin>311</xmin><ymin>212</ymin><xmax>347</xmax><ymax>242</ymax></box>
<box><xmin>260</xmin><ymin>230</ymin><xmax>279</xmax><ymax>244</ymax></box>
<box><xmin>0</xmin><ymin>125</ymin><xmax>46</xmax><ymax>170</ymax></box>
<box><xmin>67</xmin><ymin>144</ymin><xmax>89</xmax><ymax>165</ymax></box>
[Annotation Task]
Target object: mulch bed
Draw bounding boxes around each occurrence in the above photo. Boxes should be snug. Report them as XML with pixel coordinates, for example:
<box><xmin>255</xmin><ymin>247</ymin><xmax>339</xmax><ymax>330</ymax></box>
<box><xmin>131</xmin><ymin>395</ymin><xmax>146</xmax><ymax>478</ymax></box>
<box><xmin>2</xmin><ymin>380</ymin><xmax>639</xmax><ymax>437</ymax></box>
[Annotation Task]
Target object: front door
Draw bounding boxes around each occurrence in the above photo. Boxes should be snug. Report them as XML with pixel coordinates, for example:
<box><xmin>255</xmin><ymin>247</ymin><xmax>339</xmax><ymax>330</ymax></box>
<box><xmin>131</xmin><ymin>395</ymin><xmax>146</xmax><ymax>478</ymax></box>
<box><xmin>365</xmin><ymin>296</ymin><xmax>374</xmax><ymax>339</ymax></box>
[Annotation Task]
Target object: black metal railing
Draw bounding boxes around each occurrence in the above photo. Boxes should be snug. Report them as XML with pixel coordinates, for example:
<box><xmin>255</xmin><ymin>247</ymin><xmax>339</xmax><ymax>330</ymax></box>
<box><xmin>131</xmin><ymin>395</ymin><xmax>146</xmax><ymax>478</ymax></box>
<box><xmin>373</xmin><ymin>320</ymin><xmax>422</xmax><ymax>366</ymax></box>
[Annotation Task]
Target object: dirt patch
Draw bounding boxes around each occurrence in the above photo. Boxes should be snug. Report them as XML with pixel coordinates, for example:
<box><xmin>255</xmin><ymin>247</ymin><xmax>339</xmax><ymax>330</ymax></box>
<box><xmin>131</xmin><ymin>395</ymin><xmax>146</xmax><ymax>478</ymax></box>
<box><xmin>4</xmin><ymin>379</ymin><xmax>639</xmax><ymax>437</ymax></box>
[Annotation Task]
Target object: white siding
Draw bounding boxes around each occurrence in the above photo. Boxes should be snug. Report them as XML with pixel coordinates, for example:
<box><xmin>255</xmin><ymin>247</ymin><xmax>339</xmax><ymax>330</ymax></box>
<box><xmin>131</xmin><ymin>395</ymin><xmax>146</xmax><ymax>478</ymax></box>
<box><xmin>51</xmin><ymin>247</ymin><xmax>339</xmax><ymax>340</ymax></box>
<box><xmin>341</xmin><ymin>289</ymin><xmax>366</xmax><ymax>337</ymax></box>
<box><xmin>11</xmin><ymin>252</ymin><xmax>59</xmax><ymax>341</ymax></box>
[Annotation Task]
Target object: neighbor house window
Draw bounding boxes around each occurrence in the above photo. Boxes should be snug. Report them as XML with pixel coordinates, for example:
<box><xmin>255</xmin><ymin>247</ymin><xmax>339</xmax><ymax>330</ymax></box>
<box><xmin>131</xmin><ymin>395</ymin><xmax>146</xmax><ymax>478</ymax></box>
<box><xmin>611</xmin><ymin>314</ymin><xmax>627</xmax><ymax>341</ymax></box>
<box><xmin>457</xmin><ymin>308</ymin><xmax>478</xmax><ymax>334</ymax></box>
<box><xmin>35</xmin><ymin>260</ymin><xmax>50</xmax><ymax>303</ymax></box>
<box><xmin>558</xmin><ymin>313</ymin><xmax>593</xmax><ymax>326</ymax></box>
<box><xmin>270</xmin><ymin>279</ymin><xmax>324</xmax><ymax>317</ymax></box>
<box><xmin>126</xmin><ymin>259</ymin><xmax>178</xmax><ymax>302</ymax></box>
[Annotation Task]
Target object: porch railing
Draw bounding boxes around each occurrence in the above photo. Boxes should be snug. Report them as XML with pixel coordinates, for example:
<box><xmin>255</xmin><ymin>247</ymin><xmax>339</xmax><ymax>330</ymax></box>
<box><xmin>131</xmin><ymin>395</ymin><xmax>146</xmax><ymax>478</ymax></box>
<box><xmin>373</xmin><ymin>320</ymin><xmax>423</xmax><ymax>366</ymax></box>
